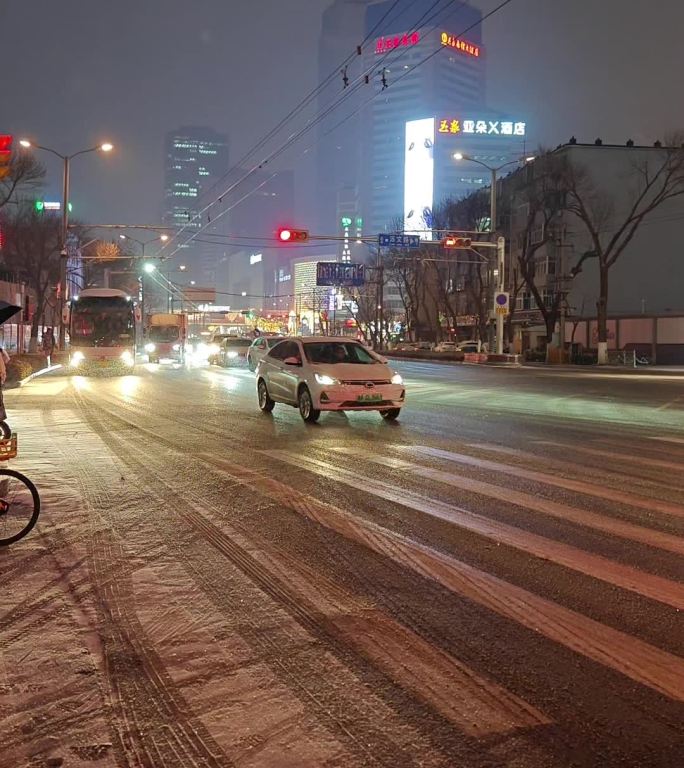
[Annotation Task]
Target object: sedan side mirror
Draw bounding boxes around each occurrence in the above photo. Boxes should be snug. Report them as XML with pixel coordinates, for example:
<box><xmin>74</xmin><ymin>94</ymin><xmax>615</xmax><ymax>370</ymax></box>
<box><xmin>284</xmin><ymin>356</ymin><xmax>301</xmax><ymax>366</ymax></box>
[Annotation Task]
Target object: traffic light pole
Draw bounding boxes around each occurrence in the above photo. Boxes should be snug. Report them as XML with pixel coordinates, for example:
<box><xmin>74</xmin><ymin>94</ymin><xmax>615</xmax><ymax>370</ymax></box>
<box><xmin>496</xmin><ymin>236</ymin><xmax>505</xmax><ymax>355</ymax></box>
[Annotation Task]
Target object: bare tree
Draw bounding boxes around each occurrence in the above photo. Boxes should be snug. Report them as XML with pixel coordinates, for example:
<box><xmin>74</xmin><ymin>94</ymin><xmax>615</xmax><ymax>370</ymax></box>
<box><xmin>565</xmin><ymin>138</ymin><xmax>684</xmax><ymax>363</ymax></box>
<box><xmin>0</xmin><ymin>207</ymin><xmax>61</xmax><ymax>351</ymax></box>
<box><xmin>505</xmin><ymin>151</ymin><xmax>573</xmax><ymax>349</ymax></box>
<box><xmin>0</xmin><ymin>153</ymin><xmax>45</xmax><ymax>211</ymax></box>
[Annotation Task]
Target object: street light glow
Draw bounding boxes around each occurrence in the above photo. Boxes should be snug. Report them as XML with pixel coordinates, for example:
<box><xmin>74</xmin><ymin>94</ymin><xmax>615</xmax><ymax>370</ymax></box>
<box><xmin>100</xmin><ymin>143</ymin><xmax>114</xmax><ymax>152</ymax></box>
<box><xmin>179</xmin><ymin>265</ymin><xmax>186</xmax><ymax>271</ymax></box>
<box><xmin>143</xmin><ymin>263</ymin><xmax>156</xmax><ymax>274</ymax></box>
<box><xmin>453</xmin><ymin>152</ymin><xmax>464</xmax><ymax>161</ymax></box>
<box><xmin>119</xmin><ymin>234</ymin><xmax>127</xmax><ymax>240</ymax></box>
<box><xmin>19</xmin><ymin>139</ymin><xmax>32</xmax><ymax>148</ymax></box>
<box><xmin>525</xmin><ymin>156</ymin><xmax>536</xmax><ymax>162</ymax></box>
<box><xmin>160</xmin><ymin>234</ymin><xmax>169</xmax><ymax>242</ymax></box>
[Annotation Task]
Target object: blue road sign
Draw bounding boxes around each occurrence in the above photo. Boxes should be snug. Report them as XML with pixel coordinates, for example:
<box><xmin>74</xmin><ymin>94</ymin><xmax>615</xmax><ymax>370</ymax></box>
<box><xmin>316</xmin><ymin>262</ymin><xmax>365</xmax><ymax>287</ymax></box>
<box><xmin>378</xmin><ymin>233</ymin><xmax>421</xmax><ymax>248</ymax></box>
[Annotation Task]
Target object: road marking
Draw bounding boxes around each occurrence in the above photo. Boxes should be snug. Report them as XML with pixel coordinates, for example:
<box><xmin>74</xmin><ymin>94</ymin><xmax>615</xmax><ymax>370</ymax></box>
<box><xmin>330</xmin><ymin>447</ymin><xmax>684</xmax><ymax>558</ymax></box>
<box><xmin>260</xmin><ymin>452</ymin><xmax>684</xmax><ymax>611</ymax></box>
<box><xmin>410</xmin><ymin>445</ymin><xmax>684</xmax><ymax>520</ymax></box>
<box><xmin>214</xmin><ymin>452</ymin><xmax>684</xmax><ymax>703</ymax></box>
<box><xmin>537</xmin><ymin>440</ymin><xmax>684</xmax><ymax>474</ymax></box>
<box><xmin>647</xmin><ymin>435</ymin><xmax>684</xmax><ymax>445</ymax></box>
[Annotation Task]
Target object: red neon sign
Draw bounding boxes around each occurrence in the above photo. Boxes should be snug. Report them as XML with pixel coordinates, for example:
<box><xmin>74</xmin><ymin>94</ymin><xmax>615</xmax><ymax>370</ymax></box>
<box><xmin>375</xmin><ymin>31</ymin><xmax>420</xmax><ymax>54</ymax></box>
<box><xmin>440</xmin><ymin>32</ymin><xmax>481</xmax><ymax>58</ymax></box>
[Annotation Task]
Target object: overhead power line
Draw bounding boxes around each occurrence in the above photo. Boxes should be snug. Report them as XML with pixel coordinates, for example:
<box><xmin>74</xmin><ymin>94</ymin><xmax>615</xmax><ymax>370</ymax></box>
<box><xmin>158</xmin><ymin>0</ymin><xmax>517</xmax><ymax>261</ymax></box>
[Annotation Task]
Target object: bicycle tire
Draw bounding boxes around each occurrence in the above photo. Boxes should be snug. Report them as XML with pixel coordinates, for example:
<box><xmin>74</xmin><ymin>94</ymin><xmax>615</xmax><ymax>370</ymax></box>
<box><xmin>0</xmin><ymin>469</ymin><xmax>40</xmax><ymax>546</ymax></box>
<box><xmin>0</xmin><ymin>421</ymin><xmax>10</xmax><ymax>439</ymax></box>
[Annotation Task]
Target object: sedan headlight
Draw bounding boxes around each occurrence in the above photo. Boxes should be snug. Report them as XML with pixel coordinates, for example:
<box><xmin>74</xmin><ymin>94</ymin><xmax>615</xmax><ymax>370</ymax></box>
<box><xmin>120</xmin><ymin>350</ymin><xmax>135</xmax><ymax>366</ymax></box>
<box><xmin>70</xmin><ymin>351</ymin><xmax>85</xmax><ymax>367</ymax></box>
<box><xmin>315</xmin><ymin>373</ymin><xmax>339</xmax><ymax>386</ymax></box>
<box><xmin>145</xmin><ymin>343</ymin><xmax>156</xmax><ymax>353</ymax></box>
<box><xmin>391</xmin><ymin>373</ymin><xmax>403</xmax><ymax>385</ymax></box>
<box><xmin>227</xmin><ymin>350</ymin><xmax>238</xmax><ymax>359</ymax></box>
<box><xmin>172</xmin><ymin>344</ymin><xmax>181</xmax><ymax>351</ymax></box>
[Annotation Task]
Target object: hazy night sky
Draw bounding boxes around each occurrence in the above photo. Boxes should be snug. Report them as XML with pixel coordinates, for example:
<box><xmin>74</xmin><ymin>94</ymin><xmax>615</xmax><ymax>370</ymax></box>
<box><xmin>2</xmin><ymin>0</ymin><xmax>682</xmax><ymax>230</ymax></box>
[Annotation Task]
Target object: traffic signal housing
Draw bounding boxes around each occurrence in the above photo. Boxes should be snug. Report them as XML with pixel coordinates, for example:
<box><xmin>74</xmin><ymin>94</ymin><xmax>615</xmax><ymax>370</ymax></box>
<box><xmin>0</xmin><ymin>135</ymin><xmax>12</xmax><ymax>180</ymax></box>
<box><xmin>277</xmin><ymin>227</ymin><xmax>309</xmax><ymax>243</ymax></box>
<box><xmin>442</xmin><ymin>235</ymin><xmax>472</xmax><ymax>249</ymax></box>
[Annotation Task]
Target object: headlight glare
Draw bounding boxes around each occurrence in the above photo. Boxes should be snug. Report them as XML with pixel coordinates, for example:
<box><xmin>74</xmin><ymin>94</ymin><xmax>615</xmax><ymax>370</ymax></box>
<box><xmin>227</xmin><ymin>350</ymin><xmax>238</xmax><ymax>359</ymax></box>
<box><xmin>145</xmin><ymin>343</ymin><xmax>155</xmax><ymax>353</ymax></box>
<box><xmin>120</xmin><ymin>350</ymin><xmax>134</xmax><ymax>366</ymax></box>
<box><xmin>315</xmin><ymin>373</ymin><xmax>338</xmax><ymax>386</ymax></box>
<box><xmin>172</xmin><ymin>344</ymin><xmax>181</xmax><ymax>351</ymax></box>
<box><xmin>391</xmin><ymin>373</ymin><xmax>403</xmax><ymax>385</ymax></box>
<box><xmin>70</xmin><ymin>351</ymin><xmax>85</xmax><ymax>367</ymax></box>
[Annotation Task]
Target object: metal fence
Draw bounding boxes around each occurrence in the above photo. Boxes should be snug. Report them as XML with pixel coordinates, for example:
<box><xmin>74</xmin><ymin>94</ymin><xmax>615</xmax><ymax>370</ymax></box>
<box><xmin>606</xmin><ymin>349</ymin><xmax>636</xmax><ymax>367</ymax></box>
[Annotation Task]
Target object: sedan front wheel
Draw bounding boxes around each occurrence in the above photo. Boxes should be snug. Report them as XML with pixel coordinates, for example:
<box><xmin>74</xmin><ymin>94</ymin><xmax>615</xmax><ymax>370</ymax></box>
<box><xmin>257</xmin><ymin>379</ymin><xmax>275</xmax><ymax>413</ymax></box>
<box><xmin>298</xmin><ymin>386</ymin><xmax>320</xmax><ymax>423</ymax></box>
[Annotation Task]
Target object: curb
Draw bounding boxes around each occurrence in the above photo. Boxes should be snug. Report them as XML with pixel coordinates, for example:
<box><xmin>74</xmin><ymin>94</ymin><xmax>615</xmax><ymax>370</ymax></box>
<box><xmin>17</xmin><ymin>364</ymin><xmax>63</xmax><ymax>387</ymax></box>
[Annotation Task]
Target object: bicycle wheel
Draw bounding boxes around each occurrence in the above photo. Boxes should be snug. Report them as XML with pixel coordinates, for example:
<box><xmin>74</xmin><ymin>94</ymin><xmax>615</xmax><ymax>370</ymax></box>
<box><xmin>0</xmin><ymin>469</ymin><xmax>40</xmax><ymax>546</ymax></box>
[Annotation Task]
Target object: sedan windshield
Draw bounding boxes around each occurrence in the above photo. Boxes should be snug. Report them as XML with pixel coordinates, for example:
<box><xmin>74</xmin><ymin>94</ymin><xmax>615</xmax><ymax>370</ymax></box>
<box><xmin>304</xmin><ymin>341</ymin><xmax>378</xmax><ymax>365</ymax></box>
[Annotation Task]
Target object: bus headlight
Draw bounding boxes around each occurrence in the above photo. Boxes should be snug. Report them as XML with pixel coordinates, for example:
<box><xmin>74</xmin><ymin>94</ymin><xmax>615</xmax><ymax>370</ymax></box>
<box><xmin>120</xmin><ymin>350</ymin><xmax>135</xmax><ymax>366</ymax></box>
<box><xmin>145</xmin><ymin>343</ymin><xmax>156</xmax><ymax>353</ymax></box>
<box><xmin>70</xmin><ymin>351</ymin><xmax>85</xmax><ymax>367</ymax></box>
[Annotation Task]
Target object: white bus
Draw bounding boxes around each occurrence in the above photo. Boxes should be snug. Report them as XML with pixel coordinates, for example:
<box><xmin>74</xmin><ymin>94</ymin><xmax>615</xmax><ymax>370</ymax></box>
<box><xmin>69</xmin><ymin>288</ymin><xmax>136</xmax><ymax>371</ymax></box>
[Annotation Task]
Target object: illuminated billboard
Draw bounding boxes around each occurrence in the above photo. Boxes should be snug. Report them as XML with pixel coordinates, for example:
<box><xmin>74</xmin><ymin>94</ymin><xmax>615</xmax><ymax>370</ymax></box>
<box><xmin>440</xmin><ymin>32</ymin><xmax>481</xmax><ymax>57</ymax></box>
<box><xmin>375</xmin><ymin>31</ymin><xmax>420</xmax><ymax>54</ymax></box>
<box><xmin>437</xmin><ymin>118</ymin><xmax>526</xmax><ymax>137</ymax></box>
<box><xmin>404</xmin><ymin>118</ymin><xmax>435</xmax><ymax>240</ymax></box>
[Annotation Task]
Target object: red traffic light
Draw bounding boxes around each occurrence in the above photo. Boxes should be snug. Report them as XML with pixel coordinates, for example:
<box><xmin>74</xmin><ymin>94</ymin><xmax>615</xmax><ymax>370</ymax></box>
<box><xmin>277</xmin><ymin>227</ymin><xmax>308</xmax><ymax>243</ymax></box>
<box><xmin>0</xmin><ymin>135</ymin><xmax>12</xmax><ymax>180</ymax></box>
<box><xmin>442</xmin><ymin>235</ymin><xmax>472</xmax><ymax>249</ymax></box>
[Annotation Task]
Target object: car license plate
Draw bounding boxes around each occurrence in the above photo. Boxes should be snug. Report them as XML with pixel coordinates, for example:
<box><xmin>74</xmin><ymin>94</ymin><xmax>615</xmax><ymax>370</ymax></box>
<box><xmin>357</xmin><ymin>393</ymin><xmax>383</xmax><ymax>403</ymax></box>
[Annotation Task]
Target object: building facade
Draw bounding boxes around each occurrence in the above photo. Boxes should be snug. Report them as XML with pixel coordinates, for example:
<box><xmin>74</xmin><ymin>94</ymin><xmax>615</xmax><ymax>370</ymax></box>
<box><xmin>162</xmin><ymin>126</ymin><xmax>229</xmax><ymax>286</ymax></box>
<box><xmin>504</xmin><ymin>141</ymin><xmax>684</xmax><ymax>361</ymax></box>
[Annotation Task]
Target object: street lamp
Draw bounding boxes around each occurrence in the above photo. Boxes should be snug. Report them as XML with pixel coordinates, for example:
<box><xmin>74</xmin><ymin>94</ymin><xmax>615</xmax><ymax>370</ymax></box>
<box><xmin>19</xmin><ymin>138</ymin><xmax>114</xmax><ymax>350</ymax></box>
<box><xmin>453</xmin><ymin>153</ymin><xmax>534</xmax><ymax>355</ymax></box>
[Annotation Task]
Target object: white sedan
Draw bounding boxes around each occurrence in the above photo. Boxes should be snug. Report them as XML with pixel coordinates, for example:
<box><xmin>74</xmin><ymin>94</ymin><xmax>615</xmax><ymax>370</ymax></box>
<box><xmin>256</xmin><ymin>337</ymin><xmax>405</xmax><ymax>422</ymax></box>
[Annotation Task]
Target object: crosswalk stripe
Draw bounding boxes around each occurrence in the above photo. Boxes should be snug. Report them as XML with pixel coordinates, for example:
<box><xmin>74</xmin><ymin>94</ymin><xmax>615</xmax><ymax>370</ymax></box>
<box><xmin>410</xmin><ymin>445</ymin><xmax>684</xmax><ymax>520</ymax></box>
<box><xmin>232</xmin><ymin>451</ymin><xmax>684</xmax><ymax>703</ymax></box>
<box><xmin>537</xmin><ymin>440</ymin><xmax>684</xmax><ymax>474</ymax></box>
<box><xmin>647</xmin><ymin>435</ymin><xmax>684</xmax><ymax>445</ymax></box>
<box><xmin>264</xmin><ymin>452</ymin><xmax>684</xmax><ymax>610</ymax></box>
<box><xmin>329</xmin><ymin>447</ymin><xmax>684</xmax><ymax>558</ymax></box>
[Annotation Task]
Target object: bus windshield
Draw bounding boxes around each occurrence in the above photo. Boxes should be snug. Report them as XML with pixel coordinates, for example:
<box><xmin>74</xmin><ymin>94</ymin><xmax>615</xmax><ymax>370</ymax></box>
<box><xmin>71</xmin><ymin>297</ymin><xmax>135</xmax><ymax>348</ymax></box>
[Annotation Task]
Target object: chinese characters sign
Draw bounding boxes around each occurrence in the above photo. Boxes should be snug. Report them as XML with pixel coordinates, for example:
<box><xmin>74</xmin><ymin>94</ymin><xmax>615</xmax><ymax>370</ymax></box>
<box><xmin>437</xmin><ymin>118</ymin><xmax>526</xmax><ymax>137</ymax></box>
<box><xmin>440</xmin><ymin>32</ymin><xmax>480</xmax><ymax>57</ymax></box>
<box><xmin>375</xmin><ymin>32</ymin><xmax>420</xmax><ymax>54</ymax></box>
<box><xmin>316</xmin><ymin>262</ymin><xmax>365</xmax><ymax>287</ymax></box>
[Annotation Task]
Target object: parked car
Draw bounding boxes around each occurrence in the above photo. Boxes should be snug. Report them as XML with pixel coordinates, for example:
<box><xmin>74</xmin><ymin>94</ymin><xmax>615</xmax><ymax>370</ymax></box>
<box><xmin>247</xmin><ymin>335</ymin><xmax>284</xmax><ymax>372</ymax></box>
<box><xmin>219</xmin><ymin>337</ymin><xmax>252</xmax><ymax>367</ymax></box>
<box><xmin>256</xmin><ymin>337</ymin><xmax>405</xmax><ymax>422</ymax></box>
<box><xmin>433</xmin><ymin>341</ymin><xmax>459</xmax><ymax>353</ymax></box>
<box><xmin>457</xmin><ymin>340</ymin><xmax>487</xmax><ymax>353</ymax></box>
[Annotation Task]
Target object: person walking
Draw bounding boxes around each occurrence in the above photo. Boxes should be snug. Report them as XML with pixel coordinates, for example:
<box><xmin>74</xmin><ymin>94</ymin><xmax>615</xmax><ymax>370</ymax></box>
<box><xmin>42</xmin><ymin>327</ymin><xmax>56</xmax><ymax>367</ymax></box>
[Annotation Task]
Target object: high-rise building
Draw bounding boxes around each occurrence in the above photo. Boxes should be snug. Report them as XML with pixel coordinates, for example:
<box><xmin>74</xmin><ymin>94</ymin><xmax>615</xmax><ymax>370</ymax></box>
<box><xmin>361</xmin><ymin>0</ymin><xmax>488</xmax><ymax>235</ymax></box>
<box><xmin>162</xmin><ymin>126</ymin><xmax>229</xmax><ymax>285</ymax></box>
<box><xmin>213</xmin><ymin>168</ymin><xmax>295</xmax><ymax>313</ymax></box>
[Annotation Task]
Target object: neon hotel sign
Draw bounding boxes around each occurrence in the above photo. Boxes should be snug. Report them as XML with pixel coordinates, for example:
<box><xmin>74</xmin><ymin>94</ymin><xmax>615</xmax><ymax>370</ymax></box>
<box><xmin>375</xmin><ymin>30</ymin><xmax>481</xmax><ymax>57</ymax></box>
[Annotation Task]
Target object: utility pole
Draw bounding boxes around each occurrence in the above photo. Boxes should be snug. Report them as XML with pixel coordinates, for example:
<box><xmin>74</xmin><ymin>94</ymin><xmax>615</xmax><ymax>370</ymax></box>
<box><xmin>496</xmin><ymin>236</ymin><xmax>505</xmax><ymax>355</ymax></box>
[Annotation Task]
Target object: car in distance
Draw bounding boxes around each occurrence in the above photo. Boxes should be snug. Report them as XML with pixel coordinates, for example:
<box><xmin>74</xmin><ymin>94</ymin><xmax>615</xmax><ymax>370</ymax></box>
<box><xmin>247</xmin><ymin>335</ymin><xmax>284</xmax><ymax>371</ymax></box>
<box><xmin>256</xmin><ymin>337</ymin><xmax>405</xmax><ymax>423</ymax></box>
<box><xmin>434</xmin><ymin>341</ymin><xmax>459</xmax><ymax>353</ymax></box>
<box><xmin>219</xmin><ymin>337</ymin><xmax>252</xmax><ymax>367</ymax></box>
